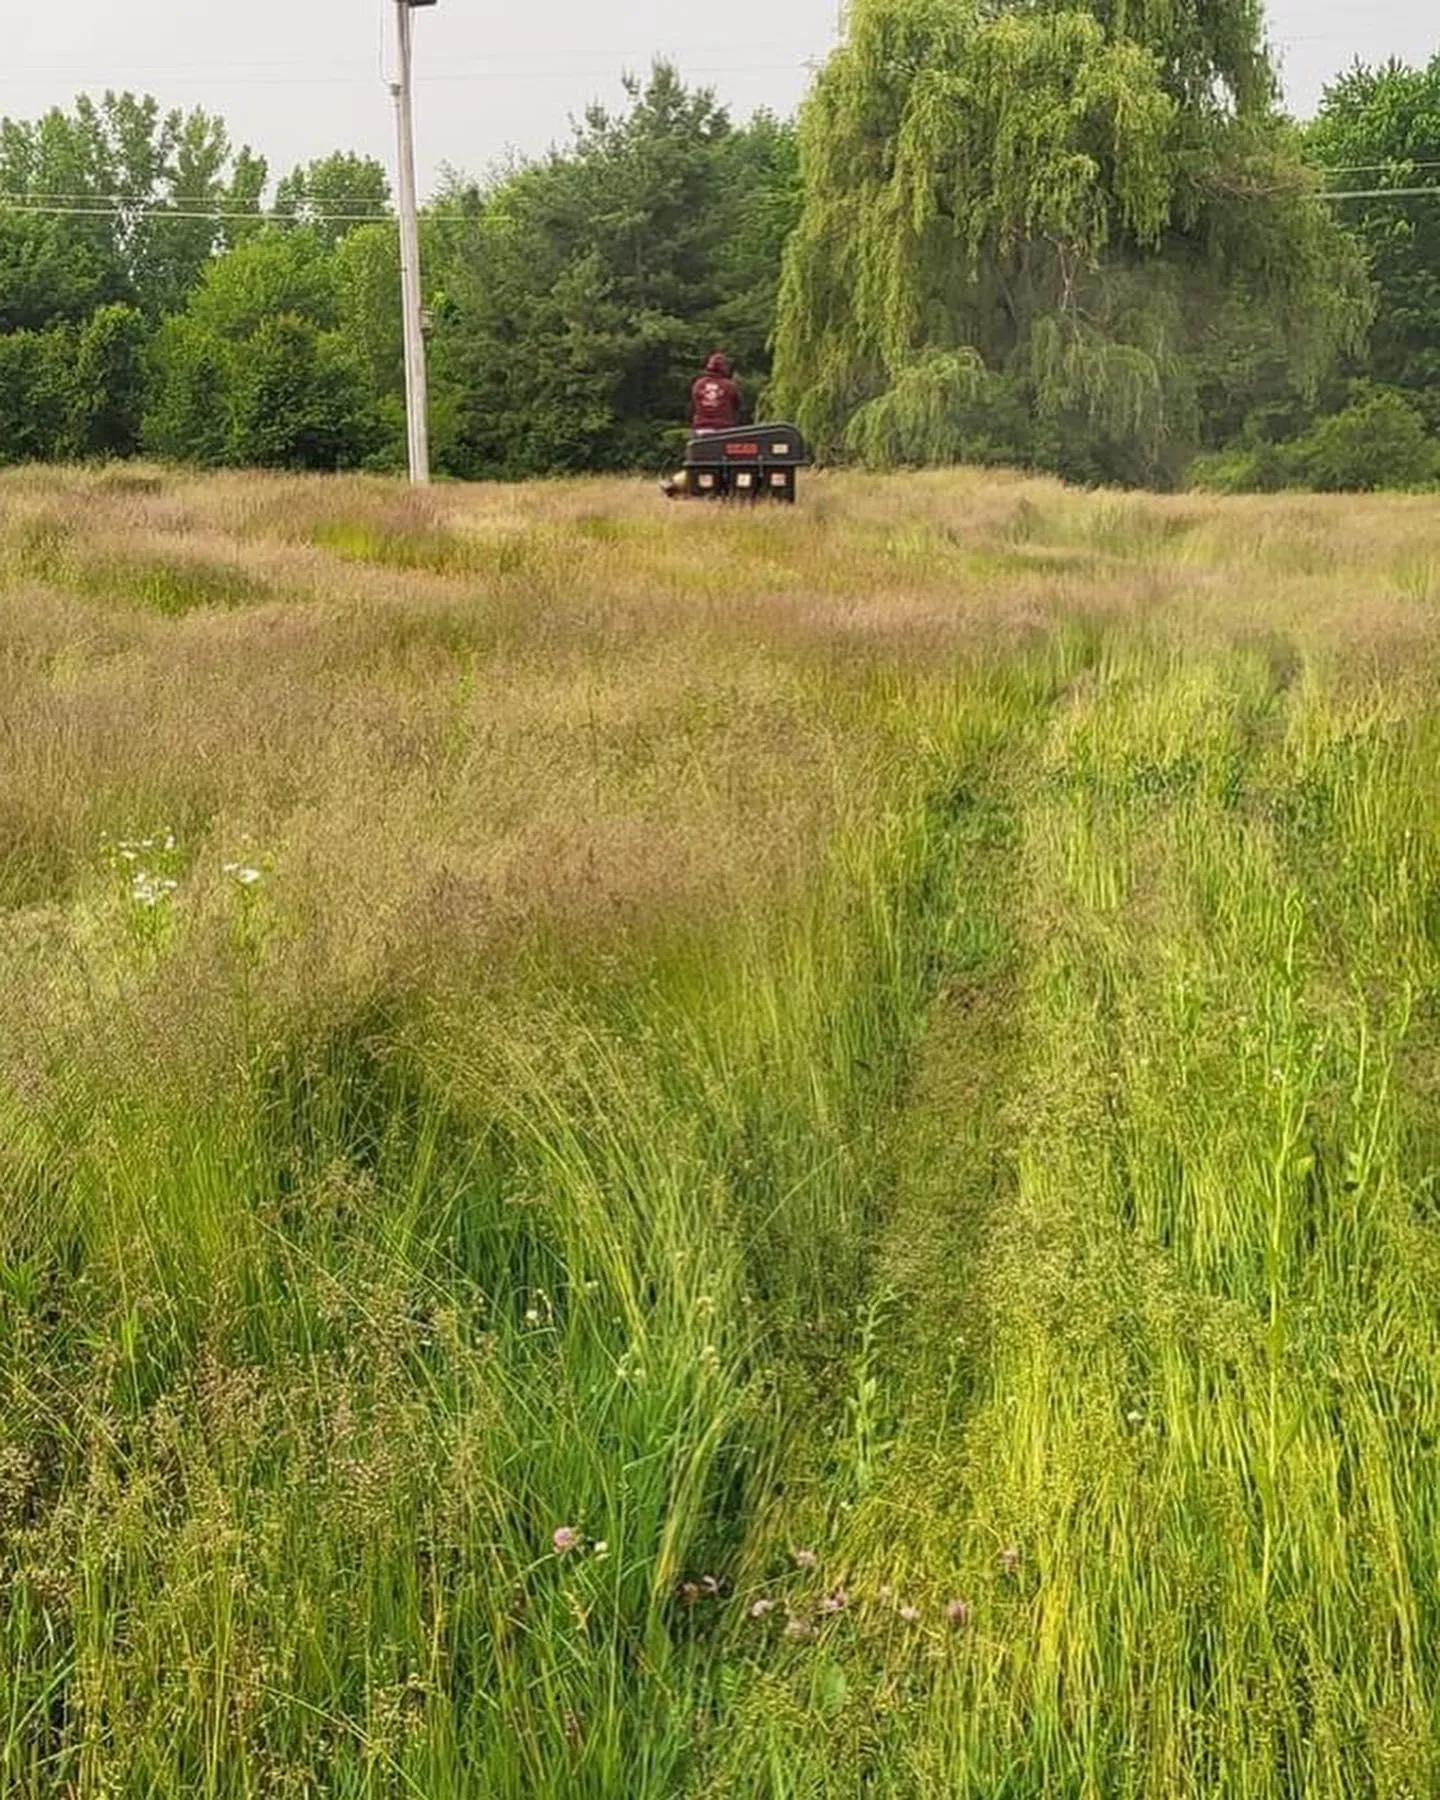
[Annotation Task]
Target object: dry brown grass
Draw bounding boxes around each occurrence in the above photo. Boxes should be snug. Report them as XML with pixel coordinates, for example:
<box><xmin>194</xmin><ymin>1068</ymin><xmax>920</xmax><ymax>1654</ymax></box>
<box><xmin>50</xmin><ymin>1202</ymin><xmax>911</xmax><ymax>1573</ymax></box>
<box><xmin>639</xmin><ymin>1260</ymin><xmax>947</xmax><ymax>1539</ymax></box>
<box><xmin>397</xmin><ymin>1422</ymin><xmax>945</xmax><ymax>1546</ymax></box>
<box><xmin>0</xmin><ymin>461</ymin><xmax>1431</xmax><ymax>1113</ymax></box>
<box><xmin>1</xmin><ymin>466</ymin><xmax>1434</xmax><ymax>1045</ymax></box>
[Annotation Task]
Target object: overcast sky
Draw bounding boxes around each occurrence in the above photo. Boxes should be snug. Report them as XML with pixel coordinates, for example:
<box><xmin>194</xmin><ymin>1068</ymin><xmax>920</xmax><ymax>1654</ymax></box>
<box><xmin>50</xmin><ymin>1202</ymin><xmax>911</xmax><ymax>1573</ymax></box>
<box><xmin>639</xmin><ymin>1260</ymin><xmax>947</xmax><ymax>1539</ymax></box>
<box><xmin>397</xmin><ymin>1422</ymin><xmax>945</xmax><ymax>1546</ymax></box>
<box><xmin>5</xmin><ymin>2</ymin><xmax>1436</xmax><ymax>198</ymax></box>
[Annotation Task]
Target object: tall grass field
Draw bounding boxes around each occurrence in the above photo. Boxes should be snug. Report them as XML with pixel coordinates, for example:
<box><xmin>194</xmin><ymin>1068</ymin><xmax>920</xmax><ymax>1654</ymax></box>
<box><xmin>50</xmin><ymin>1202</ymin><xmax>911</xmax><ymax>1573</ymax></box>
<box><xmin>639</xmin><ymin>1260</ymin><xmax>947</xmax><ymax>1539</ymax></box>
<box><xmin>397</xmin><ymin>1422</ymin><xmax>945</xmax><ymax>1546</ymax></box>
<box><xmin>1</xmin><ymin>464</ymin><xmax>1438</xmax><ymax>1797</ymax></box>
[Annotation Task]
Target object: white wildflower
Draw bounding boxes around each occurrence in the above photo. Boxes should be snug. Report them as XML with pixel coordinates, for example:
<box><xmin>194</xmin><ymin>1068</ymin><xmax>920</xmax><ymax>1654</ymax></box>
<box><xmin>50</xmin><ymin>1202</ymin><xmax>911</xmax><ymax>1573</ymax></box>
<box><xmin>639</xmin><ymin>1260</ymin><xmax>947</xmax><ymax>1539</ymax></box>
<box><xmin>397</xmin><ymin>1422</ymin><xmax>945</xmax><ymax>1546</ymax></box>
<box><xmin>131</xmin><ymin>872</ymin><xmax>178</xmax><ymax>907</ymax></box>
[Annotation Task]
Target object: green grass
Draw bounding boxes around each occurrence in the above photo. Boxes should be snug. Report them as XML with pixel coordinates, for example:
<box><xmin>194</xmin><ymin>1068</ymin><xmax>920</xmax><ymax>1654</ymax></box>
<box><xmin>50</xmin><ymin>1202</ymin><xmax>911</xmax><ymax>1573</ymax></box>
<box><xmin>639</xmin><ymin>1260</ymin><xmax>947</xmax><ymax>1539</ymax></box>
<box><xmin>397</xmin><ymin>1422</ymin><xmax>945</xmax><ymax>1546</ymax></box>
<box><xmin>0</xmin><ymin>465</ymin><xmax>1437</xmax><ymax>1795</ymax></box>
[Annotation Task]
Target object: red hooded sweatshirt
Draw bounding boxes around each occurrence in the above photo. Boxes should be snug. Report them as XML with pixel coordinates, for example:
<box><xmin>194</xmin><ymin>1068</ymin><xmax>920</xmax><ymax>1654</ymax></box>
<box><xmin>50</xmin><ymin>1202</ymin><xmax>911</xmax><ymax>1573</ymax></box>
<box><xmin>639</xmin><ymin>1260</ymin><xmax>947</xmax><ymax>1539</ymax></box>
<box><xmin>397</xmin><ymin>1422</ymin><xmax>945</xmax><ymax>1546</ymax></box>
<box><xmin>691</xmin><ymin>353</ymin><xmax>741</xmax><ymax>431</ymax></box>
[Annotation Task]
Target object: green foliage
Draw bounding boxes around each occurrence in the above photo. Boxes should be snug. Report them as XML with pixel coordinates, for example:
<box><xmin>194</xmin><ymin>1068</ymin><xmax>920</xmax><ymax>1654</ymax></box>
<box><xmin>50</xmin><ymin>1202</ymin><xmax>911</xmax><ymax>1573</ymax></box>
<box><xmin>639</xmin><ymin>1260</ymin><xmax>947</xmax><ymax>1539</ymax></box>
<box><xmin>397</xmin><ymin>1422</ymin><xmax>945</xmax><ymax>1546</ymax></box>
<box><xmin>141</xmin><ymin>315</ymin><xmax>231</xmax><ymax>465</ymax></box>
<box><xmin>227</xmin><ymin>313</ymin><xmax>371</xmax><ymax>470</ymax></box>
<box><xmin>1290</xmin><ymin>386</ymin><xmax>1440</xmax><ymax>490</ymax></box>
<box><xmin>334</xmin><ymin>223</ymin><xmax>403</xmax><ymax>390</ymax></box>
<box><xmin>144</xmin><ymin>232</ymin><xmax>371</xmax><ymax>471</ymax></box>
<box><xmin>275</xmin><ymin>151</ymin><xmax>392</xmax><ymax>248</ymax></box>
<box><xmin>183</xmin><ymin>229</ymin><xmax>340</xmax><ymax>339</ymax></box>
<box><xmin>0</xmin><ymin>304</ymin><xmax>146</xmax><ymax>466</ymax></box>
<box><xmin>771</xmin><ymin>0</ymin><xmax>1368</xmax><ymax>483</ymax></box>
<box><xmin>429</xmin><ymin>65</ymin><xmax>802</xmax><ymax>477</ymax></box>
<box><xmin>1185</xmin><ymin>441</ymin><xmax>1288</xmax><ymax>494</ymax></box>
<box><xmin>1076</xmin><ymin>0</ymin><xmax>1274</xmax><ymax>107</ymax></box>
<box><xmin>1192</xmin><ymin>385</ymin><xmax>1440</xmax><ymax>492</ymax></box>
<box><xmin>707</xmin><ymin>113</ymin><xmax>803</xmax><ymax>375</ymax></box>
<box><xmin>2</xmin><ymin>44</ymin><xmax>1435</xmax><ymax>490</ymax></box>
<box><xmin>332</xmin><ymin>224</ymin><xmax>408</xmax><ymax>470</ymax></box>
<box><xmin>0</xmin><ymin>327</ymin><xmax>76</xmax><ymax>463</ymax></box>
<box><xmin>0</xmin><ymin>92</ymin><xmax>273</xmax><ymax>466</ymax></box>
<box><xmin>0</xmin><ymin>93</ymin><xmax>267</xmax><ymax>319</ymax></box>
<box><xmin>67</xmin><ymin>303</ymin><xmax>147</xmax><ymax>458</ymax></box>
<box><xmin>846</xmin><ymin>348</ymin><xmax>991</xmax><ymax>467</ymax></box>
<box><xmin>0</xmin><ymin>211</ymin><xmax>128</xmax><ymax>334</ymax></box>
<box><xmin>1307</xmin><ymin>55</ymin><xmax>1440</xmax><ymax>431</ymax></box>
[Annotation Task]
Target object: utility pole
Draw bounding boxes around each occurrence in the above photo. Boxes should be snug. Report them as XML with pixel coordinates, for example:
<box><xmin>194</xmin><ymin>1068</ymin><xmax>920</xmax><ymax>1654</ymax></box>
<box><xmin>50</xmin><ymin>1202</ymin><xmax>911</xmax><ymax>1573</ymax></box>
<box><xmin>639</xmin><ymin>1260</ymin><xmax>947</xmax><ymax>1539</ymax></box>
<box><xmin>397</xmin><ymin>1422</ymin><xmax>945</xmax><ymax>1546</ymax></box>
<box><xmin>392</xmin><ymin>0</ymin><xmax>434</xmax><ymax>484</ymax></box>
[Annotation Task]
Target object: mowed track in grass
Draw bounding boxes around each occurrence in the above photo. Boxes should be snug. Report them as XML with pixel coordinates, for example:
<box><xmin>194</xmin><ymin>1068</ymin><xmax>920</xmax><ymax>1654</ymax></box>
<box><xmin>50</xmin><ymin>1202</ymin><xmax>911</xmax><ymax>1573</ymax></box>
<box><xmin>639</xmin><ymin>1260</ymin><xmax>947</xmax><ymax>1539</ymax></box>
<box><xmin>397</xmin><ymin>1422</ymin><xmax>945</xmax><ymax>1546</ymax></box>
<box><xmin>0</xmin><ymin>465</ymin><xmax>1438</xmax><ymax>1797</ymax></box>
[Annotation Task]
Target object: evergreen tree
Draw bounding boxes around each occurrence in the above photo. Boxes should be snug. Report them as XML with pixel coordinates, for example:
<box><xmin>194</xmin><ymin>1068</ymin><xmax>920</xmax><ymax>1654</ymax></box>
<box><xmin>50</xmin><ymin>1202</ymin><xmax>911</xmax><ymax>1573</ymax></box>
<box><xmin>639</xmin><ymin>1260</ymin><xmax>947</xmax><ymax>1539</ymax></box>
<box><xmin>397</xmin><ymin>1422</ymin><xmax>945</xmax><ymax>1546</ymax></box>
<box><xmin>428</xmin><ymin>66</ymin><xmax>802</xmax><ymax>478</ymax></box>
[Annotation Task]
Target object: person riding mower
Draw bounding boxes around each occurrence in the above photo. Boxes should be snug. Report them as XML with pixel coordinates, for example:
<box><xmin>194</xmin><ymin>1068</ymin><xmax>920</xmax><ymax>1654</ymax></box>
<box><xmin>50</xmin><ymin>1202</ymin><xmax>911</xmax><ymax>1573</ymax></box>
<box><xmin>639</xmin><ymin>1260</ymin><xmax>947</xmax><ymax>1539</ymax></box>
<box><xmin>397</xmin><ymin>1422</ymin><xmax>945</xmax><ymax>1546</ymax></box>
<box><xmin>660</xmin><ymin>353</ymin><xmax>742</xmax><ymax>498</ymax></box>
<box><xmin>690</xmin><ymin>352</ymin><xmax>742</xmax><ymax>433</ymax></box>
<box><xmin>660</xmin><ymin>352</ymin><xmax>808</xmax><ymax>503</ymax></box>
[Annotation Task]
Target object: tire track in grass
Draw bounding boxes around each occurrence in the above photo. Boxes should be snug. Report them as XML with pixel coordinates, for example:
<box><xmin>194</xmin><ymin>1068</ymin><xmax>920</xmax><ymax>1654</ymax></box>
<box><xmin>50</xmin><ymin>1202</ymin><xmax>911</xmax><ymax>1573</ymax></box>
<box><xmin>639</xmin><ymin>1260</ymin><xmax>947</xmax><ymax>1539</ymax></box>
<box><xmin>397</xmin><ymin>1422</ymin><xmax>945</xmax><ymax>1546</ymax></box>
<box><xmin>693</xmin><ymin>692</ymin><xmax>1050</xmax><ymax>1797</ymax></box>
<box><xmin>904</xmin><ymin>631</ymin><xmax>1440</xmax><ymax>1799</ymax></box>
<box><xmin>701</xmin><ymin>623</ymin><xmax>1440</xmax><ymax>1798</ymax></box>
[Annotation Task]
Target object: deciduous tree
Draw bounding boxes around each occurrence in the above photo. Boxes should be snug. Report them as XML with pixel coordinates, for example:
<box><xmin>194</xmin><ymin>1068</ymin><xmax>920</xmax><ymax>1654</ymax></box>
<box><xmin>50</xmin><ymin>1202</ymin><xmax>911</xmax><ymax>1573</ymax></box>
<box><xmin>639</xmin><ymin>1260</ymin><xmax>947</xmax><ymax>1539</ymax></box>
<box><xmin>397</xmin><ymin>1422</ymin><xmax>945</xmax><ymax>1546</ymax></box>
<box><xmin>1307</xmin><ymin>56</ymin><xmax>1440</xmax><ymax>430</ymax></box>
<box><xmin>770</xmin><ymin>0</ymin><xmax>1368</xmax><ymax>483</ymax></box>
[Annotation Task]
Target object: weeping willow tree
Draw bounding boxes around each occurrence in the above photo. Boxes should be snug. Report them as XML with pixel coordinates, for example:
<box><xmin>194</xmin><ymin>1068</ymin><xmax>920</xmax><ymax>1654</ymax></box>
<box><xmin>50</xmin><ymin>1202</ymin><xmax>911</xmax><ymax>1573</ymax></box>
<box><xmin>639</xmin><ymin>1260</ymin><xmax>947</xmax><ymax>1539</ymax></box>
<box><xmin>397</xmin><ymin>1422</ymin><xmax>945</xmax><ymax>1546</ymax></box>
<box><xmin>769</xmin><ymin>0</ymin><xmax>1370</xmax><ymax>483</ymax></box>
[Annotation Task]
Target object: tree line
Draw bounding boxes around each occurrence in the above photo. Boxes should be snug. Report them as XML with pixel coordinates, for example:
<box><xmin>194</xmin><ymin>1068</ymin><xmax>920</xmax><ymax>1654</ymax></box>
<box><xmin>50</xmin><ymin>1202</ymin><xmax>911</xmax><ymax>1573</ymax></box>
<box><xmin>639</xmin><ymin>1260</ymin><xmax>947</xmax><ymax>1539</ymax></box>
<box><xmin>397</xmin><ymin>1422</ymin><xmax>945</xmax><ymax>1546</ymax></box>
<box><xmin>0</xmin><ymin>11</ymin><xmax>1437</xmax><ymax>492</ymax></box>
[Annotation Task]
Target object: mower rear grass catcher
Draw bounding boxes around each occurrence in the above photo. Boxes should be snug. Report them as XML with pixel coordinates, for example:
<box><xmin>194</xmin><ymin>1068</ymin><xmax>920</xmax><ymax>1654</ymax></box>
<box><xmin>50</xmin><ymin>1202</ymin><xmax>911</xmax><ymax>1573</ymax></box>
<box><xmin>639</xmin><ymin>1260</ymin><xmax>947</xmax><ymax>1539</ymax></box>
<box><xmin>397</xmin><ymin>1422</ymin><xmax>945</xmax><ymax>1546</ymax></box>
<box><xmin>661</xmin><ymin>423</ymin><xmax>809</xmax><ymax>503</ymax></box>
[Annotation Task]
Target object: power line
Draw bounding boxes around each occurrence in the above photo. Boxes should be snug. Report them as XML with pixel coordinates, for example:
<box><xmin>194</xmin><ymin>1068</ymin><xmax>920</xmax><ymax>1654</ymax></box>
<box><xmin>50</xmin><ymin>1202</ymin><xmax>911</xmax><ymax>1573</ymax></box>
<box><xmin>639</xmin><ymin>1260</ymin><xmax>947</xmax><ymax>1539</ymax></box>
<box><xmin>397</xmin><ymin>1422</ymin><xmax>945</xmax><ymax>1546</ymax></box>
<box><xmin>0</xmin><ymin>201</ymin><xmax>397</xmax><ymax>222</ymax></box>
<box><xmin>8</xmin><ymin>177</ymin><xmax>1439</xmax><ymax>219</ymax></box>
<box><xmin>0</xmin><ymin>59</ymin><xmax>811</xmax><ymax>91</ymax></box>
<box><xmin>1315</xmin><ymin>185</ymin><xmax>1440</xmax><ymax>201</ymax></box>
<box><xmin>10</xmin><ymin>157</ymin><xmax>1440</xmax><ymax>210</ymax></box>
<box><xmin>1269</xmin><ymin>28</ymin><xmax>1439</xmax><ymax>44</ymax></box>
<box><xmin>3</xmin><ymin>41</ymin><xmax>811</xmax><ymax>72</ymax></box>
<box><xmin>1317</xmin><ymin>160</ymin><xmax>1440</xmax><ymax>175</ymax></box>
<box><xmin>5</xmin><ymin>187</ymin><xmax>1440</xmax><ymax>223</ymax></box>
<box><xmin>427</xmin><ymin>61</ymin><xmax>810</xmax><ymax>82</ymax></box>
<box><xmin>0</xmin><ymin>191</ymin><xmax>392</xmax><ymax>212</ymax></box>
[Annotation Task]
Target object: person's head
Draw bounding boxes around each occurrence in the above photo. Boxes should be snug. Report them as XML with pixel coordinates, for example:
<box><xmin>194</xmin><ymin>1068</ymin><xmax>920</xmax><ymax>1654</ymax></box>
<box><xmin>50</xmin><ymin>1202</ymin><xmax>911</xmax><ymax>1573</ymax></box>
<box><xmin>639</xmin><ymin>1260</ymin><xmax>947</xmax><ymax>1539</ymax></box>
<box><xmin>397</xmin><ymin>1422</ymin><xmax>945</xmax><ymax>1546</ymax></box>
<box><xmin>704</xmin><ymin>352</ymin><xmax>731</xmax><ymax>377</ymax></box>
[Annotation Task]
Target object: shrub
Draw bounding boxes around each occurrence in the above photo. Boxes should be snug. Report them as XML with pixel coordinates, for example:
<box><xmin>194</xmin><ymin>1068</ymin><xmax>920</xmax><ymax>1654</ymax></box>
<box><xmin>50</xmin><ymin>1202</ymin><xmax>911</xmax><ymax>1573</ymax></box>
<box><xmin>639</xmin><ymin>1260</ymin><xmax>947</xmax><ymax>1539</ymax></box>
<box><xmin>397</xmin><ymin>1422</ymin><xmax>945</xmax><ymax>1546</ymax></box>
<box><xmin>1186</xmin><ymin>443</ymin><xmax>1290</xmax><ymax>494</ymax></box>
<box><xmin>1188</xmin><ymin>389</ymin><xmax>1439</xmax><ymax>494</ymax></box>
<box><xmin>0</xmin><ymin>326</ymin><xmax>77</xmax><ymax>464</ymax></box>
<box><xmin>67</xmin><ymin>303</ymin><xmax>147</xmax><ymax>459</ymax></box>
<box><xmin>1286</xmin><ymin>387</ymin><xmax>1440</xmax><ymax>491</ymax></box>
